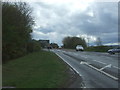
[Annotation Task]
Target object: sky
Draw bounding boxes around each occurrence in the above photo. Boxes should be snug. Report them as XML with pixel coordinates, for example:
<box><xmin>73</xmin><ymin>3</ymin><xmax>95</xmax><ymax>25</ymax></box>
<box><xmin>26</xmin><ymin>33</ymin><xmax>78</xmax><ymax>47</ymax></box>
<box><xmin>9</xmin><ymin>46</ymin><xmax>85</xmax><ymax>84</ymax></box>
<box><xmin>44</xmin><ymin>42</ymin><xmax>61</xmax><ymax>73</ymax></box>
<box><xmin>27</xmin><ymin>0</ymin><xmax>118</xmax><ymax>46</ymax></box>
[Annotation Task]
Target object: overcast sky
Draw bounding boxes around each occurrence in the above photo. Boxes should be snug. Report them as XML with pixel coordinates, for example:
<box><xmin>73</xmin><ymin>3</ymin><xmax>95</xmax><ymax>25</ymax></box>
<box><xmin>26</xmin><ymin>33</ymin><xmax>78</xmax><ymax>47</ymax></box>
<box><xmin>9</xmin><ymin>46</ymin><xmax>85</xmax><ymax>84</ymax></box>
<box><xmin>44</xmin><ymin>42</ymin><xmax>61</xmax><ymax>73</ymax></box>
<box><xmin>28</xmin><ymin>0</ymin><xmax>118</xmax><ymax>46</ymax></box>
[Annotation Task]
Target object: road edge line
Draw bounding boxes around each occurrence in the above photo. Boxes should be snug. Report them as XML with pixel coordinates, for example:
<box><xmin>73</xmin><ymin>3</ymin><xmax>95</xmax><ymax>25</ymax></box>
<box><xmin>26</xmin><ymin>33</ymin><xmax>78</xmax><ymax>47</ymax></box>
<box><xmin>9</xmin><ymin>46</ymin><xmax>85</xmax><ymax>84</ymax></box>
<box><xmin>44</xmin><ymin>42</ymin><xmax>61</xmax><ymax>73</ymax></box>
<box><xmin>55</xmin><ymin>53</ymin><xmax>80</xmax><ymax>75</ymax></box>
<box><xmin>55</xmin><ymin>53</ymin><xmax>86</xmax><ymax>88</ymax></box>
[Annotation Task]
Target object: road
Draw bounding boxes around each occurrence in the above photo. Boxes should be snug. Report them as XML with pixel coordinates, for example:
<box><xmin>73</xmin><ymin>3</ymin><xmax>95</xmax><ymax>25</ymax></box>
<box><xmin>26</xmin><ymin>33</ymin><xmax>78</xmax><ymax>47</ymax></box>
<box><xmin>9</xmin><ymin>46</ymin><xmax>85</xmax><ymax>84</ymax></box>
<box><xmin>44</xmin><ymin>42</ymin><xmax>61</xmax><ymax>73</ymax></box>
<box><xmin>51</xmin><ymin>49</ymin><xmax>119</xmax><ymax>88</ymax></box>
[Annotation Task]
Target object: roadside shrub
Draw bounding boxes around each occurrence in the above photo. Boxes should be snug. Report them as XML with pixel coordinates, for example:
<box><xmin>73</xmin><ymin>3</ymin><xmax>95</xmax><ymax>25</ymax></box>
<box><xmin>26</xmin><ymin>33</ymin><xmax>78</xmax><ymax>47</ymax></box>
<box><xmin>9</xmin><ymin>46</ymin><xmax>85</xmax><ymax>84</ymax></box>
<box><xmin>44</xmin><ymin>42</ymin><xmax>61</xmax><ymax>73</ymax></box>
<box><xmin>27</xmin><ymin>40</ymin><xmax>41</xmax><ymax>53</ymax></box>
<box><xmin>2</xmin><ymin>2</ymin><xmax>34</xmax><ymax>63</ymax></box>
<box><xmin>32</xmin><ymin>40</ymin><xmax>41</xmax><ymax>52</ymax></box>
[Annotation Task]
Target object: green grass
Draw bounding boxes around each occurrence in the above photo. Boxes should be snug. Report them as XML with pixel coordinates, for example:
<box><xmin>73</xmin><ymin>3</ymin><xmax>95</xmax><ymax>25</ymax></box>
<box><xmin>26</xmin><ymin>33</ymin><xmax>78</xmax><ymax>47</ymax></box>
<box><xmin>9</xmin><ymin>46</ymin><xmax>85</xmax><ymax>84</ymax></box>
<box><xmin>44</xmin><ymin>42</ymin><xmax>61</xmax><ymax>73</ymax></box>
<box><xmin>2</xmin><ymin>50</ymin><xmax>68</xmax><ymax>88</ymax></box>
<box><xmin>0</xmin><ymin>65</ymin><xmax>2</xmax><ymax>87</ymax></box>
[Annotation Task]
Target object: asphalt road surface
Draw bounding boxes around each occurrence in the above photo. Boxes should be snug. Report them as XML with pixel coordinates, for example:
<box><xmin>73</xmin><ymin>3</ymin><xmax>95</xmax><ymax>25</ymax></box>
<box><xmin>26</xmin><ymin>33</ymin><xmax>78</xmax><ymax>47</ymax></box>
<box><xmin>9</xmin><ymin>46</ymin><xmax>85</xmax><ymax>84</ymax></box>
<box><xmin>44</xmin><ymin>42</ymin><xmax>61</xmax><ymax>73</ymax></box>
<box><xmin>51</xmin><ymin>49</ymin><xmax>119</xmax><ymax>88</ymax></box>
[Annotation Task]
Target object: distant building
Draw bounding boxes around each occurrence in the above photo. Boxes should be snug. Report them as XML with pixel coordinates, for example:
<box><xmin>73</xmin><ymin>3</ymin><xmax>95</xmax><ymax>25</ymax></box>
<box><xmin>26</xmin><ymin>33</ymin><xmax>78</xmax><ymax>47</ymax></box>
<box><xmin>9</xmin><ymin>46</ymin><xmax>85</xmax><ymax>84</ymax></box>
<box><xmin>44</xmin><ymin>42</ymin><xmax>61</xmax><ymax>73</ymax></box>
<box><xmin>39</xmin><ymin>40</ymin><xmax>50</xmax><ymax>48</ymax></box>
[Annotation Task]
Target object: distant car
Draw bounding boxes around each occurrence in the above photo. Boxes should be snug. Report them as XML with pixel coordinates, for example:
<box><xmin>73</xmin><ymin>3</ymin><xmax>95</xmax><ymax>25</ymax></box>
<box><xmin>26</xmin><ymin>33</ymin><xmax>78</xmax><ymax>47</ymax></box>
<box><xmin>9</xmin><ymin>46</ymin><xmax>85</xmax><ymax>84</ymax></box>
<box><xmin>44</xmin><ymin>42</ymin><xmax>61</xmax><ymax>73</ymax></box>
<box><xmin>108</xmin><ymin>47</ymin><xmax>120</xmax><ymax>54</ymax></box>
<box><xmin>47</xmin><ymin>46</ymin><xmax>52</xmax><ymax>49</ymax></box>
<box><xmin>76</xmin><ymin>45</ymin><xmax>84</xmax><ymax>51</ymax></box>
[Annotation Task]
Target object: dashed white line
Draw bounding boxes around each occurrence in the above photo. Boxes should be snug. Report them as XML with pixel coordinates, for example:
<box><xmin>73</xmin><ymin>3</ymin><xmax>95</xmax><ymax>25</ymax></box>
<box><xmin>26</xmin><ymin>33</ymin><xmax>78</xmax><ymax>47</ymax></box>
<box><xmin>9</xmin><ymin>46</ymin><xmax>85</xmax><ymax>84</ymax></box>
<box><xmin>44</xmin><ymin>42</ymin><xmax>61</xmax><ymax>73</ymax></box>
<box><xmin>73</xmin><ymin>53</ymin><xmax>78</xmax><ymax>56</ymax></box>
<box><xmin>113</xmin><ymin>66</ymin><xmax>120</xmax><ymax>70</ymax></box>
<box><xmin>93</xmin><ymin>60</ymin><xmax>106</xmax><ymax>65</ymax></box>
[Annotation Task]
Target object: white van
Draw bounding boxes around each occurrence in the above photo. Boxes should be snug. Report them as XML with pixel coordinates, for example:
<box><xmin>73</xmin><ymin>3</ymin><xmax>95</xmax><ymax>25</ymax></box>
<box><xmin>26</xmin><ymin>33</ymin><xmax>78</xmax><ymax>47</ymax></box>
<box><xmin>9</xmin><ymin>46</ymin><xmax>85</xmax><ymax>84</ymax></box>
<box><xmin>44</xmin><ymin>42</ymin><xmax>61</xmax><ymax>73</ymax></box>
<box><xmin>76</xmin><ymin>45</ymin><xmax>84</xmax><ymax>51</ymax></box>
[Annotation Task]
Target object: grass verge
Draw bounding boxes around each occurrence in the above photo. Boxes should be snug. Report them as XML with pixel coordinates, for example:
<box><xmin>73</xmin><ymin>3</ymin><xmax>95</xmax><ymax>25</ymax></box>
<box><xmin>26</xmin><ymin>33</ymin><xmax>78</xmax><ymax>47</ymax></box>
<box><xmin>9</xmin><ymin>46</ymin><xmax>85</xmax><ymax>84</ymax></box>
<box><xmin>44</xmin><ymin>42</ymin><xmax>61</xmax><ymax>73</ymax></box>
<box><xmin>2</xmin><ymin>50</ymin><xmax>69</xmax><ymax>88</ymax></box>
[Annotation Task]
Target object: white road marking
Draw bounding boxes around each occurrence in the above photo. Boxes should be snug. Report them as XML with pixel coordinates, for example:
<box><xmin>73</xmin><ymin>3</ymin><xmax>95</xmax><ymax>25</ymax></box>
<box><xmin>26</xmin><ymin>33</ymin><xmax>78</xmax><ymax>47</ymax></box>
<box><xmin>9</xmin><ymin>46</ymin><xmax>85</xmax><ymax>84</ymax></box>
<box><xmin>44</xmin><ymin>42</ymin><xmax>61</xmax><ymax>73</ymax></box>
<box><xmin>93</xmin><ymin>60</ymin><xmax>106</xmax><ymax>65</ymax></box>
<box><xmin>73</xmin><ymin>53</ymin><xmax>78</xmax><ymax>56</ymax></box>
<box><xmin>79</xmin><ymin>55</ymin><xmax>87</xmax><ymax>59</ymax></box>
<box><xmin>99</xmin><ymin>64</ymin><xmax>112</xmax><ymax>71</ymax></box>
<box><xmin>93</xmin><ymin>60</ymin><xmax>120</xmax><ymax>70</ymax></box>
<box><xmin>62</xmin><ymin>51</ymin><xmax>66</xmax><ymax>53</ymax></box>
<box><xmin>55</xmin><ymin>53</ymin><xmax>81</xmax><ymax>76</ymax></box>
<box><xmin>81</xmin><ymin>63</ymin><xmax>118</xmax><ymax>81</ymax></box>
<box><xmin>80</xmin><ymin>61</ymin><xmax>88</xmax><ymax>65</ymax></box>
<box><xmin>84</xmin><ymin>57</ymin><xmax>88</xmax><ymax>58</ymax></box>
<box><xmin>55</xmin><ymin>51</ymin><xmax>118</xmax><ymax>81</ymax></box>
<box><xmin>56</xmin><ymin>53</ymin><xmax>87</xmax><ymax>88</ymax></box>
<box><xmin>57</xmin><ymin>50</ymin><xmax>61</xmax><ymax>52</ymax></box>
<box><xmin>113</xmin><ymin>66</ymin><xmax>120</xmax><ymax>70</ymax></box>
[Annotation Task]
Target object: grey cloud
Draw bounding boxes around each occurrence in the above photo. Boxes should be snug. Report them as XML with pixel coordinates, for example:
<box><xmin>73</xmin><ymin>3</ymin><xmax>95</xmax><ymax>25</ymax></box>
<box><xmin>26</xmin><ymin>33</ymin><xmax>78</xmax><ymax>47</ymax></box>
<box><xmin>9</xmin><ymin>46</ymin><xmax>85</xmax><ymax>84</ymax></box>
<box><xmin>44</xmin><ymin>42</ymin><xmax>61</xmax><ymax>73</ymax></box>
<box><xmin>70</xmin><ymin>2</ymin><xmax>118</xmax><ymax>36</ymax></box>
<box><xmin>30</xmin><ymin>1</ymin><xmax>118</xmax><ymax>45</ymax></box>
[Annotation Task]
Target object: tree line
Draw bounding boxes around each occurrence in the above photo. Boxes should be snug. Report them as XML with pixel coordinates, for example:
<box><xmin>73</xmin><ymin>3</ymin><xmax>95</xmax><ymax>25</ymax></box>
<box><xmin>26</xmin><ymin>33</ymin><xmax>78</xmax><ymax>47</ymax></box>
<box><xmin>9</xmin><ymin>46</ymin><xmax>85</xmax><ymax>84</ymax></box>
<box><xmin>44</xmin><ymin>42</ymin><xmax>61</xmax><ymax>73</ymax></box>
<box><xmin>62</xmin><ymin>36</ymin><xmax>87</xmax><ymax>49</ymax></box>
<box><xmin>2</xmin><ymin>2</ymin><xmax>41</xmax><ymax>63</ymax></box>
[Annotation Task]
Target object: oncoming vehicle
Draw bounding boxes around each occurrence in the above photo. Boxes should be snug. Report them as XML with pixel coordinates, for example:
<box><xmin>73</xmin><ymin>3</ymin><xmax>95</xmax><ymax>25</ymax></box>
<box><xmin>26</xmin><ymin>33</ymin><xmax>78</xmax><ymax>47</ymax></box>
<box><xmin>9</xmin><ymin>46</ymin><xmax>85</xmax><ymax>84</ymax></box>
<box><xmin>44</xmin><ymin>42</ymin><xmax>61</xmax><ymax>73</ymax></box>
<box><xmin>76</xmin><ymin>45</ymin><xmax>84</xmax><ymax>51</ymax></box>
<box><xmin>108</xmin><ymin>47</ymin><xmax>120</xmax><ymax>54</ymax></box>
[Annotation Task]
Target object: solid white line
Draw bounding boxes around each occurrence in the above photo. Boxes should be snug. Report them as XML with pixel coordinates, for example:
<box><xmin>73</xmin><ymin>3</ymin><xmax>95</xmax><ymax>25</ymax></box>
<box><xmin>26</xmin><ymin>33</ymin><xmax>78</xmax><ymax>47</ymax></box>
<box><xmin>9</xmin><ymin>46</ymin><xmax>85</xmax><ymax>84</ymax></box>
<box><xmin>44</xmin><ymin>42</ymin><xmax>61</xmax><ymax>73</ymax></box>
<box><xmin>56</xmin><ymin>53</ymin><xmax>88</xmax><ymax>88</ymax></box>
<box><xmin>55</xmin><ymin>53</ymin><xmax>81</xmax><ymax>76</ymax></box>
<box><xmin>84</xmin><ymin>63</ymin><xmax>118</xmax><ymax>81</ymax></box>
<box><xmin>56</xmin><ymin>52</ymin><xmax>118</xmax><ymax>81</ymax></box>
